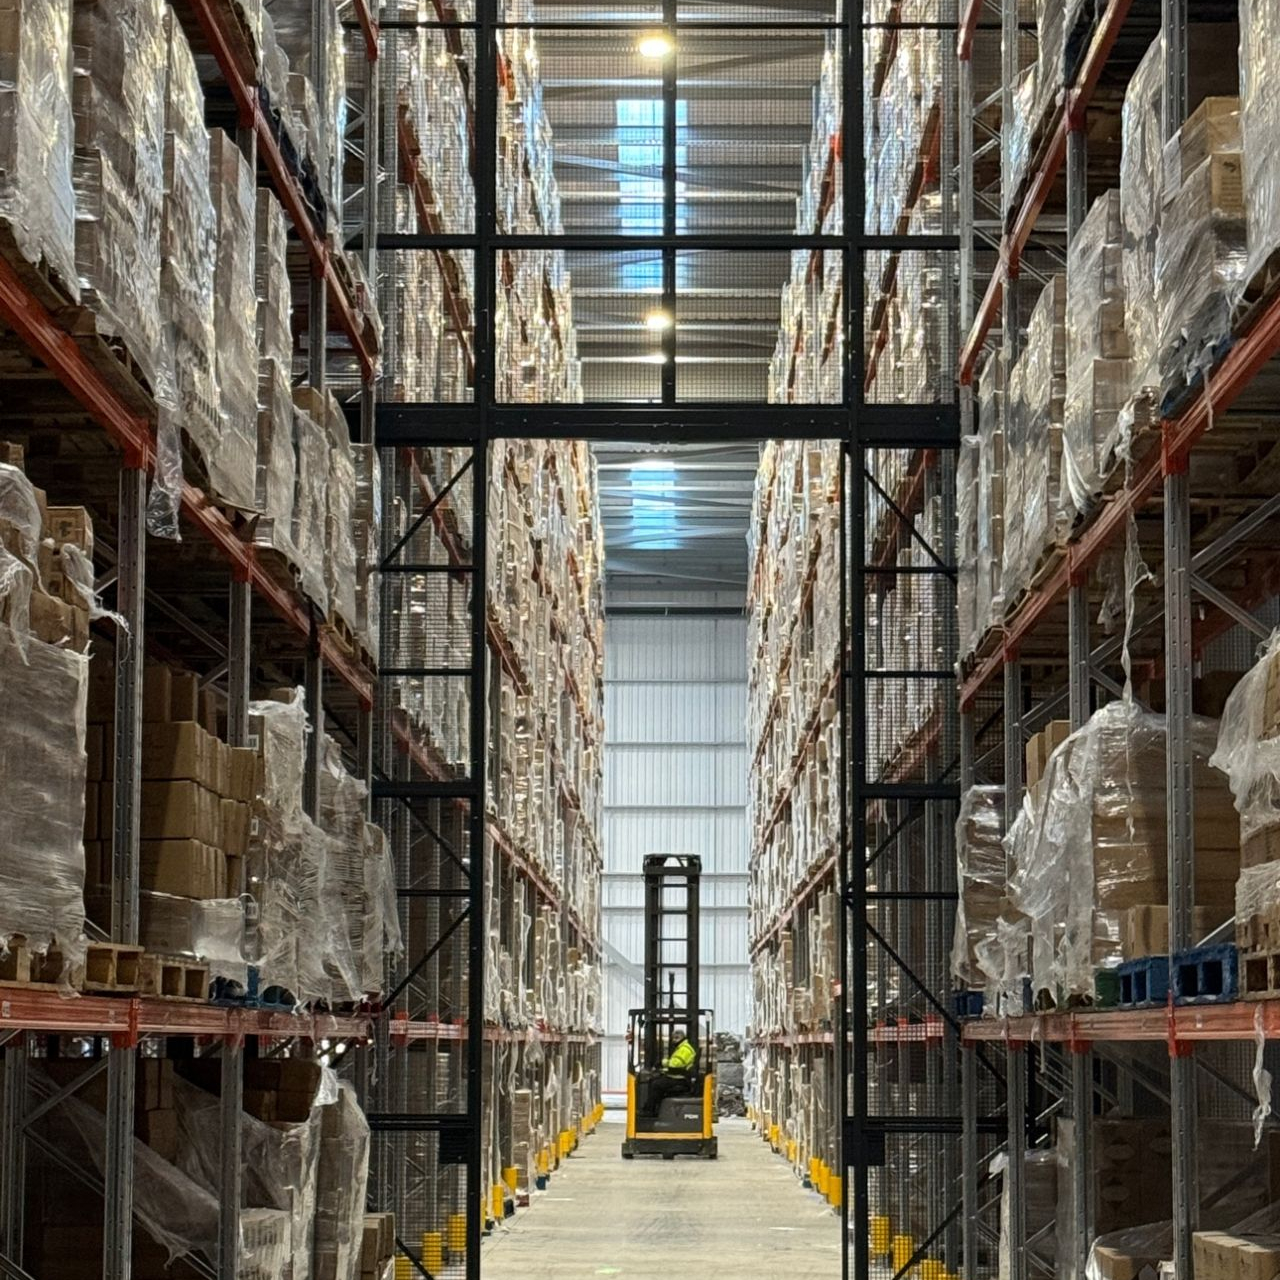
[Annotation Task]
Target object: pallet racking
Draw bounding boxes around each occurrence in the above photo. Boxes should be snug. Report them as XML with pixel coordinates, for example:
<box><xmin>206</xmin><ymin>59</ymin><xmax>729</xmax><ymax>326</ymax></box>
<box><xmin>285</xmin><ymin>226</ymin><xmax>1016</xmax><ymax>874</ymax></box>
<box><xmin>955</xmin><ymin>4</ymin><xmax>1280</xmax><ymax>1280</ymax></box>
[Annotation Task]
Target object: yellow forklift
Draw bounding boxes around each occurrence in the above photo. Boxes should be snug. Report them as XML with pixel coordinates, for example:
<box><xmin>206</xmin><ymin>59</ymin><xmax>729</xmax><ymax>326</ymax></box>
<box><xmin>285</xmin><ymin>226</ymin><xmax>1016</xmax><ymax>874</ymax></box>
<box><xmin>622</xmin><ymin>854</ymin><xmax>718</xmax><ymax>1159</ymax></box>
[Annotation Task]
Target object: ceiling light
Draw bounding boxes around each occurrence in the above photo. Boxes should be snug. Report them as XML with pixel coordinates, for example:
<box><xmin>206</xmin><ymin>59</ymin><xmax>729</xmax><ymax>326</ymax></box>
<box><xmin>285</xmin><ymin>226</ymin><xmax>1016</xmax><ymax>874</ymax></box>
<box><xmin>644</xmin><ymin>309</ymin><xmax>672</xmax><ymax>331</ymax></box>
<box><xmin>637</xmin><ymin>33</ymin><xmax>673</xmax><ymax>58</ymax></box>
<box><xmin>644</xmin><ymin>351</ymin><xmax>669</xmax><ymax>364</ymax></box>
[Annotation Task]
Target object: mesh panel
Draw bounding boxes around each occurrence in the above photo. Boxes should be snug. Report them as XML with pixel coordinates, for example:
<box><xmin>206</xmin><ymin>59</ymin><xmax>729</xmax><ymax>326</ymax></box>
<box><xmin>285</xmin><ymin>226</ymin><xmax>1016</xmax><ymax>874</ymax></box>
<box><xmin>675</xmin><ymin>249</ymin><xmax>791</xmax><ymax>401</ymax></box>
<box><xmin>379</xmin><ymin>248</ymin><xmax>476</xmax><ymax>402</ymax></box>
<box><xmin>675</xmin><ymin>30</ymin><xmax>833</xmax><ymax>237</ymax></box>
<box><xmin>865</xmin><ymin>247</ymin><xmax>958</xmax><ymax>404</ymax></box>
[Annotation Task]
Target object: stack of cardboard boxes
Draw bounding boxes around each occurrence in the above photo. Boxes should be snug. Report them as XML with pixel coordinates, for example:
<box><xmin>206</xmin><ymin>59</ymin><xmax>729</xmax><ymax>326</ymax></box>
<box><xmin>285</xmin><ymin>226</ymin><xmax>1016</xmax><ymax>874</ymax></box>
<box><xmin>84</xmin><ymin>661</ymin><xmax>259</xmax><ymax>961</ymax></box>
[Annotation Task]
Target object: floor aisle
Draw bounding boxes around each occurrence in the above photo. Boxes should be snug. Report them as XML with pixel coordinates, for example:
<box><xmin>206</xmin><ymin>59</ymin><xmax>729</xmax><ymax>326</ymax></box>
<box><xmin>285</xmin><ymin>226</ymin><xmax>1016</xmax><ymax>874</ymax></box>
<box><xmin>482</xmin><ymin>1115</ymin><xmax>841</xmax><ymax>1278</ymax></box>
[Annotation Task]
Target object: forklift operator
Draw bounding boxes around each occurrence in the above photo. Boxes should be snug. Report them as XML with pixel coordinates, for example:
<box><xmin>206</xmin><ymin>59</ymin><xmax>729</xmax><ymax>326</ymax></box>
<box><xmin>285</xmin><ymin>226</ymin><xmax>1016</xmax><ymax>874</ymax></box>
<box><xmin>647</xmin><ymin>1028</ymin><xmax>698</xmax><ymax>1113</ymax></box>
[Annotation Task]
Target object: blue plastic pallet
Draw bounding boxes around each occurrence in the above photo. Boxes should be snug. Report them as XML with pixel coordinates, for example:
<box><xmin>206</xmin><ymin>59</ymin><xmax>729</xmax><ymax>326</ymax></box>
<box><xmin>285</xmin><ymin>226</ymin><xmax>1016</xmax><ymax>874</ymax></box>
<box><xmin>1115</xmin><ymin>956</ymin><xmax>1170</xmax><ymax>1009</ymax></box>
<box><xmin>1172</xmin><ymin>943</ymin><xmax>1239</xmax><ymax>1005</ymax></box>
<box><xmin>953</xmin><ymin>990</ymin><xmax>985</xmax><ymax>1019</ymax></box>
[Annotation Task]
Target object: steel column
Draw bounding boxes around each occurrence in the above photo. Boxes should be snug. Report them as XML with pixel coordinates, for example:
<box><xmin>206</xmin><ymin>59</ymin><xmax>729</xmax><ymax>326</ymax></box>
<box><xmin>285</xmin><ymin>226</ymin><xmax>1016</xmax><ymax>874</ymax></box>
<box><xmin>105</xmin><ymin>465</ymin><xmax>145</xmax><ymax>1280</ymax></box>
<box><xmin>0</xmin><ymin>1046</ymin><xmax>24</xmax><ymax>1267</ymax></box>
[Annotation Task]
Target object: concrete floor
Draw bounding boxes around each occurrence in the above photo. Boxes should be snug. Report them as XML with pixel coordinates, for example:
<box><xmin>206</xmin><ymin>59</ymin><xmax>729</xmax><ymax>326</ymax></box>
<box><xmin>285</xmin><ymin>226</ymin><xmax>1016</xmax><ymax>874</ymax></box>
<box><xmin>483</xmin><ymin>1115</ymin><xmax>841</xmax><ymax>1278</ymax></box>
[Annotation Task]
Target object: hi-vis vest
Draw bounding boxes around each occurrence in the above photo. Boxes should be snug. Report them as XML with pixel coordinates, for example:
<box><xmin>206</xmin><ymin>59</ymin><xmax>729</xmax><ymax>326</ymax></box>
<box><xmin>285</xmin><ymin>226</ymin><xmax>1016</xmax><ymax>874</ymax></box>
<box><xmin>663</xmin><ymin>1039</ymin><xmax>696</xmax><ymax>1075</ymax></box>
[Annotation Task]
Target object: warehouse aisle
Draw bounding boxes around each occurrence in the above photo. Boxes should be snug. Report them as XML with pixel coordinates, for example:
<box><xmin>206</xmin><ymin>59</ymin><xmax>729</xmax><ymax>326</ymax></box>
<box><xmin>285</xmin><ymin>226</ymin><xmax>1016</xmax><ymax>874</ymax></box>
<box><xmin>483</xmin><ymin>1115</ymin><xmax>839</xmax><ymax>1278</ymax></box>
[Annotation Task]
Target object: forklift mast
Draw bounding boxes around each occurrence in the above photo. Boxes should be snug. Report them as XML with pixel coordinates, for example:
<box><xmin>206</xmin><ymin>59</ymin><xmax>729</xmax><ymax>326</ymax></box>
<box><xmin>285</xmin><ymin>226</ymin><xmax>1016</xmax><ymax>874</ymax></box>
<box><xmin>642</xmin><ymin>854</ymin><xmax>701</xmax><ymax>1070</ymax></box>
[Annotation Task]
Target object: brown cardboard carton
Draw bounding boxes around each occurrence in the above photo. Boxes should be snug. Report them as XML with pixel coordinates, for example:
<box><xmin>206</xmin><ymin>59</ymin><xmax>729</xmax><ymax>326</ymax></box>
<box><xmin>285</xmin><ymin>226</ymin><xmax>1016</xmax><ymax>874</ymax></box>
<box><xmin>141</xmin><ymin>721</ymin><xmax>211</xmax><ymax>783</ymax></box>
<box><xmin>1122</xmin><ymin>905</ymin><xmax>1213</xmax><ymax>957</ymax></box>
<box><xmin>1235</xmin><ymin>1239</ymin><xmax>1280</xmax><ymax>1280</ymax></box>
<box><xmin>221</xmin><ymin>798</ymin><xmax>249</xmax><ymax>858</ymax></box>
<box><xmin>140</xmin><ymin>779</ymin><xmax>220</xmax><ymax>842</ymax></box>
<box><xmin>168</xmin><ymin>668</ymin><xmax>199</xmax><ymax>722</ymax></box>
<box><xmin>139</xmin><ymin>839</ymin><xmax>223</xmax><ymax>898</ymax></box>
<box><xmin>142</xmin><ymin>663</ymin><xmax>171</xmax><ymax>722</ymax></box>
<box><xmin>1093</xmin><ymin>1246</ymin><xmax>1165</xmax><ymax>1280</ymax></box>
<box><xmin>45</xmin><ymin>505</ymin><xmax>94</xmax><ymax>556</ymax></box>
<box><xmin>228</xmin><ymin>745</ymin><xmax>261</xmax><ymax>802</ymax></box>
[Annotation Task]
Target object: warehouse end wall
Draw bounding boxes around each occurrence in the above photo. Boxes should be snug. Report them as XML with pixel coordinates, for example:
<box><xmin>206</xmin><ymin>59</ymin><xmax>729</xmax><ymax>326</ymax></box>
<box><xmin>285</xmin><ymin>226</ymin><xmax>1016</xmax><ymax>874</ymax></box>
<box><xmin>600</xmin><ymin>603</ymin><xmax>750</xmax><ymax>1095</ymax></box>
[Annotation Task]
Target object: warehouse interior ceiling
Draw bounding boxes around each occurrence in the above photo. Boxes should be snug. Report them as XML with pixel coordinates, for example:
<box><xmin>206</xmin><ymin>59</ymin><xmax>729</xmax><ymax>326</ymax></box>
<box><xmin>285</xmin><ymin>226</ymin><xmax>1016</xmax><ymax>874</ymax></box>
<box><xmin>532</xmin><ymin>22</ymin><xmax>828</xmax><ymax>403</ymax></box>
<box><xmin>591</xmin><ymin>440</ymin><xmax>759</xmax><ymax>603</ymax></box>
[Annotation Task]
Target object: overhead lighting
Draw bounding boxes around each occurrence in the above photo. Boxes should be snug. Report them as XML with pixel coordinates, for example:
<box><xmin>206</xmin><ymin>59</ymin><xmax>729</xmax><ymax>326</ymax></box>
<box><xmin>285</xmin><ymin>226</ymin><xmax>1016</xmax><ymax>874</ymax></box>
<box><xmin>637</xmin><ymin>32</ymin><xmax>673</xmax><ymax>58</ymax></box>
<box><xmin>643</xmin><ymin>351</ymin><xmax>669</xmax><ymax>364</ymax></box>
<box><xmin>644</xmin><ymin>309</ymin><xmax>672</xmax><ymax>331</ymax></box>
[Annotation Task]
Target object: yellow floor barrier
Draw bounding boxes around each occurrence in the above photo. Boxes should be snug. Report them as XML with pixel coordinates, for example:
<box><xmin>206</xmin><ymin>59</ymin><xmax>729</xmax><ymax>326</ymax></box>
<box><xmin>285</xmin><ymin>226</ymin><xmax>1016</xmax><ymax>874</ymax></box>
<box><xmin>394</xmin><ymin>1259</ymin><xmax>412</xmax><ymax>1280</ymax></box>
<box><xmin>421</xmin><ymin>1233</ymin><xmax>444</xmax><ymax>1274</ymax></box>
<box><xmin>448</xmin><ymin>1213</ymin><xmax>467</xmax><ymax>1255</ymax></box>
<box><xmin>892</xmin><ymin>1234</ymin><xmax>915</xmax><ymax>1274</ymax></box>
<box><xmin>870</xmin><ymin>1215</ymin><xmax>892</xmax><ymax>1255</ymax></box>
<box><xmin>492</xmin><ymin>1184</ymin><xmax>506</xmax><ymax>1222</ymax></box>
<box><xmin>827</xmin><ymin>1173</ymin><xmax>843</xmax><ymax>1209</ymax></box>
<box><xmin>503</xmin><ymin>1166</ymin><xmax>518</xmax><ymax>1195</ymax></box>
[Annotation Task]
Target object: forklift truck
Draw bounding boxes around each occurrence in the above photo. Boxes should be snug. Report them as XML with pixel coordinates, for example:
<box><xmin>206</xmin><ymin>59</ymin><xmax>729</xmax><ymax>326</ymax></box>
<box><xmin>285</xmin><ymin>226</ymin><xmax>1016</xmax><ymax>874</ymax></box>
<box><xmin>622</xmin><ymin>854</ymin><xmax>718</xmax><ymax>1159</ymax></box>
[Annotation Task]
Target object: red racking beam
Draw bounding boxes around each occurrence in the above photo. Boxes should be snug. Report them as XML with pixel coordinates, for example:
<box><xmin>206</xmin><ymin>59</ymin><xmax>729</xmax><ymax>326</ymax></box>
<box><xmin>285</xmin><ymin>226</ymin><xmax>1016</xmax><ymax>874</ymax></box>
<box><xmin>352</xmin><ymin>0</ymin><xmax>379</xmax><ymax>61</ymax></box>
<box><xmin>0</xmin><ymin>257</ymin><xmax>374</xmax><ymax>707</ymax></box>
<box><xmin>956</xmin><ymin>0</ymin><xmax>983</xmax><ymax>60</ymax></box>
<box><xmin>961</xmin><ymin>1000</ymin><xmax>1280</xmax><ymax>1044</ymax></box>
<box><xmin>0</xmin><ymin>988</ymin><xmax>368</xmax><ymax>1039</ymax></box>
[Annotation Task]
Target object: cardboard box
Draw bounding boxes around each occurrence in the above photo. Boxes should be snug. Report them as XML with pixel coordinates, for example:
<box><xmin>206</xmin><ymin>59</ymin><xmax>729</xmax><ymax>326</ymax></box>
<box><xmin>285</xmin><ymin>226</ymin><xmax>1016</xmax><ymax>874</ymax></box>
<box><xmin>46</xmin><ymin>505</ymin><xmax>94</xmax><ymax>556</ymax></box>
<box><xmin>228</xmin><ymin>745</ymin><xmax>261</xmax><ymax>802</ymax></box>
<box><xmin>221</xmin><ymin>798</ymin><xmax>249</xmax><ymax>858</ymax></box>
<box><xmin>1122</xmin><ymin>905</ymin><xmax>1213</xmax><ymax>957</ymax></box>
<box><xmin>143</xmin><ymin>663</ymin><xmax>172</xmax><ymax>723</ymax></box>
<box><xmin>139</xmin><ymin>839</ymin><xmax>224</xmax><ymax>899</ymax></box>
<box><xmin>140</xmin><ymin>779</ymin><xmax>221</xmax><ymax>843</ymax></box>
<box><xmin>141</xmin><ymin>721</ymin><xmax>212</xmax><ymax>783</ymax></box>
<box><xmin>169</xmin><ymin>668</ymin><xmax>200</xmax><ymax>722</ymax></box>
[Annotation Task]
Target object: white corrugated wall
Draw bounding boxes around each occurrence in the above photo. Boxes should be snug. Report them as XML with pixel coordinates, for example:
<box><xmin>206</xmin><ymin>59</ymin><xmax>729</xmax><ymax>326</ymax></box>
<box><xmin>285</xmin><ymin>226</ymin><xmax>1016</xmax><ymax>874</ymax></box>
<box><xmin>601</xmin><ymin>610</ymin><xmax>749</xmax><ymax>1095</ymax></box>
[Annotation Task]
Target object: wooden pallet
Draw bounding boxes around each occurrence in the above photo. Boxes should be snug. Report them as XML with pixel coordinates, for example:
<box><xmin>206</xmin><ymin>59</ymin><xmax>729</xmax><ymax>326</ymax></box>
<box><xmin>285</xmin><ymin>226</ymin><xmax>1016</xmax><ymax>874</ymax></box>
<box><xmin>0</xmin><ymin>938</ymin><xmax>73</xmax><ymax>990</ymax></box>
<box><xmin>77</xmin><ymin>942</ymin><xmax>144</xmax><ymax>994</ymax></box>
<box><xmin>137</xmin><ymin>953</ymin><xmax>210</xmax><ymax>1002</ymax></box>
<box><xmin>1240</xmin><ymin>947</ymin><xmax>1280</xmax><ymax>1001</ymax></box>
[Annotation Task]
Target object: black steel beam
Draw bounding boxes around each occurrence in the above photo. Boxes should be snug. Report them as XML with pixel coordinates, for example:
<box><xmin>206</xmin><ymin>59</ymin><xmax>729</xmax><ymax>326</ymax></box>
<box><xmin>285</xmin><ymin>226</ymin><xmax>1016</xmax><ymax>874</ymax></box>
<box><xmin>372</xmin><ymin>780</ymin><xmax>480</xmax><ymax>801</ymax></box>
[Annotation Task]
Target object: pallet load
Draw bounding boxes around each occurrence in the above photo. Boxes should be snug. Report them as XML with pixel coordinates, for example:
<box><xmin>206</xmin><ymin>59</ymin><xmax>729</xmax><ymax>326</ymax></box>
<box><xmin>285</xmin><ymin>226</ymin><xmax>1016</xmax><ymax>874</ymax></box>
<box><xmin>1155</xmin><ymin>96</ymin><xmax>1247</xmax><ymax>401</ymax></box>
<box><xmin>70</xmin><ymin>0</ymin><xmax>166</xmax><ymax>391</ymax></box>
<box><xmin>1010</xmin><ymin>699</ymin><xmax>1239</xmax><ymax>1004</ymax></box>
<box><xmin>248</xmin><ymin>689</ymin><xmax>399</xmax><ymax>1007</ymax></box>
<box><xmin>1061</xmin><ymin>190</ymin><xmax>1133</xmax><ymax>519</ymax></box>
<box><xmin>0</xmin><ymin>0</ymin><xmax>77</xmax><ymax>290</ymax></box>
<box><xmin>1211</xmin><ymin>633</ymin><xmax>1280</xmax><ymax>997</ymax></box>
<box><xmin>951</xmin><ymin>785</ymin><xmax>1005</xmax><ymax>1002</ymax></box>
<box><xmin>0</xmin><ymin>459</ymin><xmax>89</xmax><ymax>981</ymax></box>
<box><xmin>1241</xmin><ymin>0</ymin><xmax>1280</xmax><ymax>289</ymax></box>
<box><xmin>1001</xmin><ymin>275</ymin><xmax>1067</xmax><ymax>607</ymax></box>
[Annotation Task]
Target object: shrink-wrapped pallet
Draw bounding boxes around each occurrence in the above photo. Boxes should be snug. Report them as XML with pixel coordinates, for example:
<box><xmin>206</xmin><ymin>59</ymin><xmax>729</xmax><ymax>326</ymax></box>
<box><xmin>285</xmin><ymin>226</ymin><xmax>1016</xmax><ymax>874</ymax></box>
<box><xmin>71</xmin><ymin>0</ymin><xmax>166</xmax><ymax>388</ymax></box>
<box><xmin>1063</xmin><ymin>190</ymin><xmax>1130</xmax><ymax>518</ymax></box>
<box><xmin>1155</xmin><ymin>98</ymin><xmax>1247</xmax><ymax>400</ymax></box>
<box><xmin>1002</xmin><ymin>276</ymin><xmax>1066</xmax><ymax>603</ymax></box>
<box><xmin>1012</xmin><ymin>700</ymin><xmax>1239</xmax><ymax>1001</ymax></box>
<box><xmin>0</xmin><ymin>0</ymin><xmax>76</xmax><ymax>291</ymax></box>
<box><xmin>1241</xmin><ymin>0</ymin><xmax>1280</xmax><ymax>284</ymax></box>
<box><xmin>205</xmin><ymin>129</ymin><xmax>258</xmax><ymax>510</ymax></box>
<box><xmin>952</xmin><ymin>785</ymin><xmax>1005</xmax><ymax>988</ymax></box>
<box><xmin>0</xmin><ymin>463</ymin><xmax>87</xmax><ymax>976</ymax></box>
<box><xmin>975</xmin><ymin>356</ymin><xmax>1004</xmax><ymax>639</ymax></box>
<box><xmin>160</xmin><ymin>11</ymin><xmax>218</xmax><ymax>484</ymax></box>
<box><xmin>291</xmin><ymin>396</ymin><xmax>329</xmax><ymax>612</ymax></box>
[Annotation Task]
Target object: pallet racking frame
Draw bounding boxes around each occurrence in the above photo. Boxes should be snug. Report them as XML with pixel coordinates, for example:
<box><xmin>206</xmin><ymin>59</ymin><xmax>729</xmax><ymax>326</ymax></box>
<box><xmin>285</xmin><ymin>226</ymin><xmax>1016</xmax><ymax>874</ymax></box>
<box><xmin>955</xmin><ymin>2</ymin><xmax>1280</xmax><ymax>1279</ymax></box>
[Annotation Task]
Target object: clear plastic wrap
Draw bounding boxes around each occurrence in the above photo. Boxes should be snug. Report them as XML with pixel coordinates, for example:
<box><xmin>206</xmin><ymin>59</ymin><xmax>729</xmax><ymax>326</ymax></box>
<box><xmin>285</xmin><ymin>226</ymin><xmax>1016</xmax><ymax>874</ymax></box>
<box><xmin>956</xmin><ymin>435</ymin><xmax>979</xmax><ymax>661</ymax></box>
<box><xmin>1155</xmin><ymin>99</ymin><xmax>1246</xmax><ymax>399</ymax></box>
<box><xmin>1003</xmin><ymin>276</ymin><xmax>1067</xmax><ymax>602</ymax></box>
<box><xmin>323</xmin><ymin>396</ymin><xmax>358</xmax><ymax>630</ymax></box>
<box><xmin>160</xmin><ymin>9</ymin><xmax>218</xmax><ymax>517</ymax></box>
<box><xmin>254</xmin><ymin>188</ymin><xmax>292</xmax><ymax>369</ymax></box>
<box><xmin>205</xmin><ymin>128</ymin><xmax>259</xmax><ymax>511</ymax></box>
<box><xmin>1211</xmin><ymin>631</ymin><xmax>1280</xmax><ymax>867</ymax></box>
<box><xmin>317</xmin><ymin>736</ymin><xmax>367</xmax><ymax>1004</ymax></box>
<box><xmin>1120</xmin><ymin>38</ymin><xmax>1165</xmax><ymax>396</ymax></box>
<box><xmin>362</xmin><ymin>821</ymin><xmax>399</xmax><ymax>995</ymax></box>
<box><xmin>952</xmin><ymin>785</ymin><xmax>1006</xmax><ymax>987</ymax></box>
<box><xmin>248</xmin><ymin>689</ymin><xmax>354</xmax><ymax>1004</ymax></box>
<box><xmin>1241</xmin><ymin>0</ymin><xmax>1280</xmax><ymax>283</ymax></box>
<box><xmin>138</xmin><ymin>889</ymin><xmax>247</xmax><ymax>980</ymax></box>
<box><xmin>70</xmin><ymin>0</ymin><xmax>166</xmax><ymax>390</ymax></box>
<box><xmin>997</xmin><ymin>1149</ymin><xmax>1060</xmax><ymax>1280</ymax></box>
<box><xmin>351</xmin><ymin>444</ymin><xmax>381</xmax><ymax>665</ymax></box>
<box><xmin>312</xmin><ymin>1083</ymin><xmax>371</xmax><ymax>1280</ymax></box>
<box><xmin>255</xmin><ymin>357</ymin><xmax>299</xmax><ymax>559</ymax></box>
<box><xmin>0</xmin><ymin>463</ymin><xmax>87</xmax><ymax>975</ymax></box>
<box><xmin>1063</xmin><ymin>190</ymin><xmax>1131</xmax><ymax>518</ymax></box>
<box><xmin>976</xmin><ymin>355</ymin><xmax>1005</xmax><ymax>633</ymax></box>
<box><xmin>290</xmin><ymin>395</ymin><xmax>330</xmax><ymax>612</ymax></box>
<box><xmin>1012</xmin><ymin>700</ymin><xmax>1239</xmax><ymax>1001</ymax></box>
<box><xmin>0</xmin><ymin>0</ymin><xmax>77</xmax><ymax>294</ymax></box>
